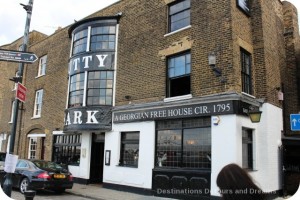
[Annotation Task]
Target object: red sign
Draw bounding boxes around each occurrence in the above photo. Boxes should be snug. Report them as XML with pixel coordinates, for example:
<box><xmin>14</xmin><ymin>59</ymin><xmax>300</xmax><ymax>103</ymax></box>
<box><xmin>16</xmin><ymin>83</ymin><xmax>27</xmax><ymax>102</ymax></box>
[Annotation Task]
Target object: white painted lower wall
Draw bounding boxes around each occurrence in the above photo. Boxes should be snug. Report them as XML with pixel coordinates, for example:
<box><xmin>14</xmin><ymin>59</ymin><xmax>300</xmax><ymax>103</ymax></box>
<box><xmin>103</xmin><ymin>121</ymin><xmax>155</xmax><ymax>189</ymax></box>
<box><xmin>211</xmin><ymin>103</ymin><xmax>283</xmax><ymax>196</ymax></box>
<box><xmin>68</xmin><ymin>132</ymin><xmax>92</xmax><ymax>180</ymax></box>
<box><xmin>85</xmin><ymin>102</ymin><xmax>282</xmax><ymax>197</ymax></box>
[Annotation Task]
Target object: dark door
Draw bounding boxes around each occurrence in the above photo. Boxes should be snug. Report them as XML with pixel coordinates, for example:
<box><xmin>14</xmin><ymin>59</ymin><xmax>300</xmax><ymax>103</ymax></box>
<box><xmin>89</xmin><ymin>134</ymin><xmax>105</xmax><ymax>184</ymax></box>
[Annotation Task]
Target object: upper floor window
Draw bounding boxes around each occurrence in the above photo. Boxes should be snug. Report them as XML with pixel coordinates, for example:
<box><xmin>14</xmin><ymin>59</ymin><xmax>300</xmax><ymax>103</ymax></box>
<box><xmin>38</xmin><ymin>55</ymin><xmax>47</xmax><ymax>77</ymax></box>
<box><xmin>33</xmin><ymin>89</ymin><xmax>43</xmax><ymax>118</ymax></box>
<box><xmin>87</xmin><ymin>71</ymin><xmax>113</xmax><ymax>106</ymax></box>
<box><xmin>167</xmin><ymin>52</ymin><xmax>191</xmax><ymax>97</ymax></box>
<box><xmin>241</xmin><ymin>48</ymin><xmax>252</xmax><ymax>95</ymax></box>
<box><xmin>90</xmin><ymin>26</ymin><xmax>116</xmax><ymax>51</ymax></box>
<box><xmin>72</xmin><ymin>29</ymin><xmax>88</xmax><ymax>55</ymax></box>
<box><xmin>237</xmin><ymin>0</ymin><xmax>250</xmax><ymax>16</ymax></box>
<box><xmin>169</xmin><ymin>0</ymin><xmax>191</xmax><ymax>32</ymax></box>
<box><xmin>69</xmin><ymin>73</ymin><xmax>85</xmax><ymax>107</ymax></box>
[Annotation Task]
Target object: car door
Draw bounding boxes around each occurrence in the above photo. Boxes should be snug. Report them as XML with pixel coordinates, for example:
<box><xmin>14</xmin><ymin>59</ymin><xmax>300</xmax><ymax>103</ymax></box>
<box><xmin>13</xmin><ymin>160</ymin><xmax>29</xmax><ymax>187</ymax></box>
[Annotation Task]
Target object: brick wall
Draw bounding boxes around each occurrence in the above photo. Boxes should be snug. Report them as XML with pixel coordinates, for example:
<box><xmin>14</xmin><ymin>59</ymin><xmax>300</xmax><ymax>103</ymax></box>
<box><xmin>282</xmin><ymin>1</ymin><xmax>300</xmax><ymax>135</ymax></box>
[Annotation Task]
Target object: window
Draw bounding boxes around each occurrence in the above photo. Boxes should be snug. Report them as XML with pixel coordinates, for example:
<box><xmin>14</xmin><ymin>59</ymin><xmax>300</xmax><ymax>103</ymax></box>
<box><xmin>242</xmin><ymin>128</ymin><xmax>253</xmax><ymax>169</ymax></box>
<box><xmin>167</xmin><ymin>52</ymin><xmax>191</xmax><ymax>97</ymax></box>
<box><xmin>52</xmin><ymin>134</ymin><xmax>81</xmax><ymax>165</ymax></box>
<box><xmin>69</xmin><ymin>73</ymin><xmax>85</xmax><ymax>107</ymax></box>
<box><xmin>237</xmin><ymin>0</ymin><xmax>250</xmax><ymax>15</ymax></box>
<box><xmin>169</xmin><ymin>0</ymin><xmax>191</xmax><ymax>32</ymax></box>
<box><xmin>9</xmin><ymin>101</ymin><xmax>15</xmax><ymax>123</ymax></box>
<box><xmin>87</xmin><ymin>71</ymin><xmax>113</xmax><ymax>106</ymax></box>
<box><xmin>72</xmin><ymin>29</ymin><xmax>88</xmax><ymax>55</ymax></box>
<box><xmin>38</xmin><ymin>55</ymin><xmax>47</xmax><ymax>77</ymax></box>
<box><xmin>119</xmin><ymin>132</ymin><xmax>140</xmax><ymax>167</ymax></box>
<box><xmin>241</xmin><ymin>48</ymin><xmax>252</xmax><ymax>94</ymax></box>
<box><xmin>28</xmin><ymin>137</ymin><xmax>37</xmax><ymax>159</ymax></box>
<box><xmin>90</xmin><ymin>26</ymin><xmax>116</xmax><ymax>51</ymax></box>
<box><xmin>33</xmin><ymin>89</ymin><xmax>43</xmax><ymax>118</ymax></box>
<box><xmin>156</xmin><ymin>118</ymin><xmax>211</xmax><ymax>169</ymax></box>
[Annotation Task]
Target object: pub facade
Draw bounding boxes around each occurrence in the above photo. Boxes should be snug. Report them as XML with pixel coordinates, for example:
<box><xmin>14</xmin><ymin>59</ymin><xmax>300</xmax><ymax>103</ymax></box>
<box><xmin>1</xmin><ymin>0</ymin><xmax>300</xmax><ymax>199</ymax></box>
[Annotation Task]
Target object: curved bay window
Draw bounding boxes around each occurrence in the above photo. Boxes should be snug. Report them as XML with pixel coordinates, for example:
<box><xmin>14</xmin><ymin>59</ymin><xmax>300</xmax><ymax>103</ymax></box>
<box><xmin>87</xmin><ymin>71</ymin><xmax>113</xmax><ymax>106</ymax></box>
<box><xmin>65</xmin><ymin>17</ymin><xmax>119</xmax><ymax>132</ymax></box>
<box><xmin>91</xmin><ymin>26</ymin><xmax>116</xmax><ymax>51</ymax></box>
<box><xmin>156</xmin><ymin>118</ymin><xmax>211</xmax><ymax>169</ymax></box>
<box><xmin>72</xmin><ymin>29</ymin><xmax>88</xmax><ymax>55</ymax></box>
<box><xmin>69</xmin><ymin>73</ymin><xmax>85</xmax><ymax>107</ymax></box>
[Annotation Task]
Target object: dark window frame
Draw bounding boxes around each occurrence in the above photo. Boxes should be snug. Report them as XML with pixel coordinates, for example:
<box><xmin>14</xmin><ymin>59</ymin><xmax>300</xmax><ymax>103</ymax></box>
<box><xmin>167</xmin><ymin>51</ymin><xmax>191</xmax><ymax>97</ymax></box>
<box><xmin>87</xmin><ymin>71</ymin><xmax>114</xmax><ymax>106</ymax></box>
<box><xmin>236</xmin><ymin>0</ymin><xmax>251</xmax><ymax>16</ymax></box>
<box><xmin>119</xmin><ymin>132</ymin><xmax>140</xmax><ymax>168</ymax></box>
<box><xmin>68</xmin><ymin>73</ymin><xmax>85</xmax><ymax>108</ymax></box>
<box><xmin>168</xmin><ymin>0</ymin><xmax>191</xmax><ymax>33</ymax></box>
<box><xmin>52</xmin><ymin>134</ymin><xmax>81</xmax><ymax>166</ymax></box>
<box><xmin>72</xmin><ymin>29</ymin><xmax>88</xmax><ymax>55</ymax></box>
<box><xmin>241</xmin><ymin>48</ymin><xmax>252</xmax><ymax>95</ymax></box>
<box><xmin>242</xmin><ymin>128</ymin><xmax>253</xmax><ymax>170</ymax></box>
<box><xmin>155</xmin><ymin>118</ymin><xmax>211</xmax><ymax>169</ymax></box>
<box><xmin>90</xmin><ymin>26</ymin><xmax>116</xmax><ymax>51</ymax></box>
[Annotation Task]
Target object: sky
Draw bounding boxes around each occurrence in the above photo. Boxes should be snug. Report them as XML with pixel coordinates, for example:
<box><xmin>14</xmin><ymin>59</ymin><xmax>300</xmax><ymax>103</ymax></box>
<box><xmin>0</xmin><ymin>0</ymin><xmax>119</xmax><ymax>46</ymax></box>
<box><xmin>0</xmin><ymin>0</ymin><xmax>300</xmax><ymax>46</ymax></box>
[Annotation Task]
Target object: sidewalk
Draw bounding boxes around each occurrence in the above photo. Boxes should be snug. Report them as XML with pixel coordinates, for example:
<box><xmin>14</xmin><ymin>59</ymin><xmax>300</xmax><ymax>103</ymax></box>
<box><xmin>66</xmin><ymin>183</ymin><xmax>287</xmax><ymax>200</ymax></box>
<box><xmin>66</xmin><ymin>184</ymin><xmax>173</xmax><ymax>200</ymax></box>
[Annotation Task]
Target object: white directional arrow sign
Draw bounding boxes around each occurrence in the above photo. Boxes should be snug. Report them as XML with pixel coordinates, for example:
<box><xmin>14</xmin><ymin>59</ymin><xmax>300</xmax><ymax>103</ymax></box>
<box><xmin>0</xmin><ymin>49</ymin><xmax>38</xmax><ymax>64</ymax></box>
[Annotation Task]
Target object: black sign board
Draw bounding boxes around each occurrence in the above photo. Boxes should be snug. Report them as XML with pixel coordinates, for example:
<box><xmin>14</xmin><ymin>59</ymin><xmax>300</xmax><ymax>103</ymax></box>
<box><xmin>114</xmin><ymin>101</ymin><xmax>237</xmax><ymax>123</ymax></box>
<box><xmin>0</xmin><ymin>49</ymin><xmax>38</xmax><ymax>63</ymax></box>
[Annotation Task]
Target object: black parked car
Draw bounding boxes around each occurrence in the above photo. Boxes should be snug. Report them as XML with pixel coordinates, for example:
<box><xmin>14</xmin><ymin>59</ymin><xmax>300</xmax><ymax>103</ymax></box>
<box><xmin>0</xmin><ymin>159</ymin><xmax>73</xmax><ymax>194</ymax></box>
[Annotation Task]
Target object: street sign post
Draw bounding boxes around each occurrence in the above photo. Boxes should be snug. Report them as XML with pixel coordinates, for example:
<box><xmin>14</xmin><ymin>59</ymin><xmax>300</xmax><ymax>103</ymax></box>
<box><xmin>16</xmin><ymin>83</ymin><xmax>27</xmax><ymax>102</ymax></box>
<box><xmin>0</xmin><ymin>49</ymin><xmax>38</xmax><ymax>63</ymax></box>
<box><xmin>290</xmin><ymin>114</ymin><xmax>300</xmax><ymax>131</ymax></box>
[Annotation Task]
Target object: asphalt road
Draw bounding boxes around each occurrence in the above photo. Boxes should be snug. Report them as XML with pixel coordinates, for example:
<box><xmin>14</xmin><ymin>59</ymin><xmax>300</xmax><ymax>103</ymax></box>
<box><xmin>10</xmin><ymin>189</ymin><xmax>93</xmax><ymax>200</ymax></box>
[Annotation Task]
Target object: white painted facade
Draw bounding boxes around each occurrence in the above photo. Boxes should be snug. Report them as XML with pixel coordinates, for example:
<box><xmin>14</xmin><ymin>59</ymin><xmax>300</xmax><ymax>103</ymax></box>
<box><xmin>68</xmin><ymin>132</ymin><xmax>92</xmax><ymax>180</ymax></box>
<box><xmin>103</xmin><ymin>121</ymin><xmax>155</xmax><ymax>189</ymax></box>
<box><xmin>64</xmin><ymin>99</ymin><xmax>283</xmax><ymax>199</ymax></box>
<box><xmin>211</xmin><ymin>103</ymin><xmax>283</xmax><ymax>196</ymax></box>
<box><xmin>100</xmin><ymin>102</ymin><xmax>282</xmax><ymax>197</ymax></box>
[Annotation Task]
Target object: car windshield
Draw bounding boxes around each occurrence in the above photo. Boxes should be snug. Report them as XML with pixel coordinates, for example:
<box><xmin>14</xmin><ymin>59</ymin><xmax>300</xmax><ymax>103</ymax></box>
<box><xmin>32</xmin><ymin>161</ymin><xmax>64</xmax><ymax>170</ymax></box>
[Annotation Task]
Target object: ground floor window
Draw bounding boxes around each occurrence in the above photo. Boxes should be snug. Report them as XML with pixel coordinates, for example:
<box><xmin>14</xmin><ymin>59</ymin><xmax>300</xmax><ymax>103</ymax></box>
<box><xmin>119</xmin><ymin>132</ymin><xmax>140</xmax><ymax>167</ymax></box>
<box><xmin>28</xmin><ymin>137</ymin><xmax>37</xmax><ymax>159</ymax></box>
<box><xmin>242</xmin><ymin>128</ymin><xmax>253</xmax><ymax>169</ymax></box>
<box><xmin>53</xmin><ymin>134</ymin><xmax>81</xmax><ymax>166</ymax></box>
<box><xmin>156</xmin><ymin>118</ymin><xmax>211</xmax><ymax>169</ymax></box>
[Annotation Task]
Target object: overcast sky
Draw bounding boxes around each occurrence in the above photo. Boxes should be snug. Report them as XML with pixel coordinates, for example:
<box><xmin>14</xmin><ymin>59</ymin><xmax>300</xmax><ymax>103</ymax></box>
<box><xmin>0</xmin><ymin>0</ymin><xmax>300</xmax><ymax>46</ymax></box>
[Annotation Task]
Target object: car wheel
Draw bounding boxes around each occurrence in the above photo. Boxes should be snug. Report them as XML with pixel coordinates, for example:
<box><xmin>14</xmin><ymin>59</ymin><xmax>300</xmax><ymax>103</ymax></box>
<box><xmin>54</xmin><ymin>188</ymin><xmax>65</xmax><ymax>194</ymax></box>
<box><xmin>19</xmin><ymin>177</ymin><xmax>29</xmax><ymax>194</ymax></box>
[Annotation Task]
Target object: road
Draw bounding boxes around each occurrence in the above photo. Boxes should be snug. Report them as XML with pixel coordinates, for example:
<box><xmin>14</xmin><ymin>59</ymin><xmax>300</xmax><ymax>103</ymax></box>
<box><xmin>11</xmin><ymin>189</ymin><xmax>93</xmax><ymax>200</ymax></box>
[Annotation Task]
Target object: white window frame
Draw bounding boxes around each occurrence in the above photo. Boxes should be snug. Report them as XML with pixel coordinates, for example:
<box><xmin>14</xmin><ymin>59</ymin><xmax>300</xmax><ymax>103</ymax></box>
<box><xmin>37</xmin><ymin>55</ymin><xmax>47</xmax><ymax>77</ymax></box>
<box><xmin>32</xmin><ymin>89</ymin><xmax>43</xmax><ymax>118</ymax></box>
<box><xmin>28</xmin><ymin>137</ymin><xmax>37</xmax><ymax>159</ymax></box>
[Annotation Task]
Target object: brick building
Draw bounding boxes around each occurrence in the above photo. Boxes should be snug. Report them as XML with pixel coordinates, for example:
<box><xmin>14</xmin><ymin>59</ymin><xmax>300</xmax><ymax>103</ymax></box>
<box><xmin>0</xmin><ymin>0</ymin><xmax>300</xmax><ymax>199</ymax></box>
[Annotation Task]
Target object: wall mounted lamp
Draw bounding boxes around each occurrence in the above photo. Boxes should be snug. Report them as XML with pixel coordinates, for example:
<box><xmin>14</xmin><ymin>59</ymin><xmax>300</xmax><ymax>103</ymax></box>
<box><xmin>208</xmin><ymin>52</ymin><xmax>222</xmax><ymax>77</ymax></box>
<box><xmin>248</xmin><ymin>106</ymin><xmax>262</xmax><ymax>123</ymax></box>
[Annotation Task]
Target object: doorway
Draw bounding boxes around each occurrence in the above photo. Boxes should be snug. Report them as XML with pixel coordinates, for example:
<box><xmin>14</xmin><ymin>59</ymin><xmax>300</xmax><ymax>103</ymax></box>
<box><xmin>89</xmin><ymin>133</ymin><xmax>105</xmax><ymax>184</ymax></box>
